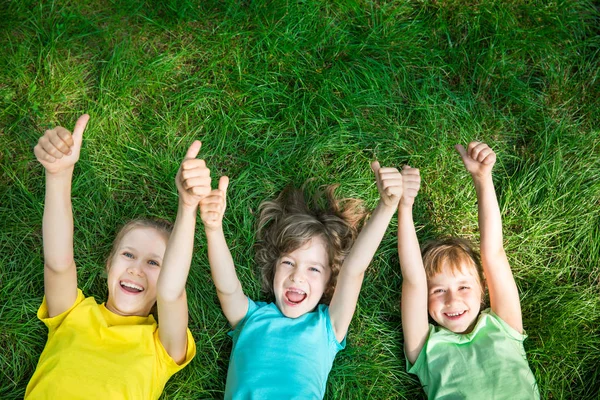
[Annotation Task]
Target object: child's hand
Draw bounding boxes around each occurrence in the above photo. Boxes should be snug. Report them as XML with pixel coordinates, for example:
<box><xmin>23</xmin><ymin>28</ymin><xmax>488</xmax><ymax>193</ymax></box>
<box><xmin>371</xmin><ymin>161</ymin><xmax>403</xmax><ymax>207</ymax></box>
<box><xmin>33</xmin><ymin>114</ymin><xmax>89</xmax><ymax>175</ymax></box>
<box><xmin>455</xmin><ymin>141</ymin><xmax>496</xmax><ymax>178</ymax></box>
<box><xmin>175</xmin><ymin>141</ymin><xmax>211</xmax><ymax>208</ymax></box>
<box><xmin>199</xmin><ymin>176</ymin><xmax>229</xmax><ymax>231</ymax></box>
<box><xmin>400</xmin><ymin>165</ymin><xmax>421</xmax><ymax>207</ymax></box>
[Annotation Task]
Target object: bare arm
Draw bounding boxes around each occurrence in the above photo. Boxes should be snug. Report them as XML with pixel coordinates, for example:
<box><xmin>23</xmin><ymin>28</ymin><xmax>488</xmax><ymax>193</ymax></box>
<box><xmin>329</xmin><ymin>162</ymin><xmax>402</xmax><ymax>342</ymax></box>
<box><xmin>456</xmin><ymin>143</ymin><xmax>522</xmax><ymax>333</ymax></box>
<box><xmin>397</xmin><ymin>166</ymin><xmax>429</xmax><ymax>365</ymax></box>
<box><xmin>157</xmin><ymin>141</ymin><xmax>210</xmax><ymax>364</ymax></box>
<box><xmin>33</xmin><ymin>115</ymin><xmax>89</xmax><ymax>317</ymax></box>
<box><xmin>200</xmin><ymin>176</ymin><xmax>248</xmax><ymax>328</ymax></box>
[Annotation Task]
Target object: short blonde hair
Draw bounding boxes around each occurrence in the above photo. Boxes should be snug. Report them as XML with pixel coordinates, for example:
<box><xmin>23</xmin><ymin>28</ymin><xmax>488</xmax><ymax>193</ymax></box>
<box><xmin>421</xmin><ymin>237</ymin><xmax>485</xmax><ymax>296</ymax></box>
<box><xmin>255</xmin><ymin>185</ymin><xmax>366</xmax><ymax>304</ymax></box>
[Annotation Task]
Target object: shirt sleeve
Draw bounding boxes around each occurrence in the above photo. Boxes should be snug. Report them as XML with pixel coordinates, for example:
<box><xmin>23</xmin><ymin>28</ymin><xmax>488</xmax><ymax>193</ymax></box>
<box><xmin>155</xmin><ymin>328</ymin><xmax>197</xmax><ymax>375</ymax></box>
<box><xmin>487</xmin><ymin>309</ymin><xmax>528</xmax><ymax>341</ymax></box>
<box><xmin>406</xmin><ymin>324</ymin><xmax>433</xmax><ymax>374</ymax></box>
<box><xmin>323</xmin><ymin>305</ymin><xmax>346</xmax><ymax>351</ymax></box>
<box><xmin>37</xmin><ymin>288</ymin><xmax>86</xmax><ymax>331</ymax></box>
<box><xmin>228</xmin><ymin>297</ymin><xmax>259</xmax><ymax>339</ymax></box>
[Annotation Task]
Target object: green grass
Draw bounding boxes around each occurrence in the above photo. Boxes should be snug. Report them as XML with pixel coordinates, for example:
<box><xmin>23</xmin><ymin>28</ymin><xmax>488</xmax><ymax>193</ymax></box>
<box><xmin>1</xmin><ymin>0</ymin><xmax>599</xmax><ymax>398</ymax></box>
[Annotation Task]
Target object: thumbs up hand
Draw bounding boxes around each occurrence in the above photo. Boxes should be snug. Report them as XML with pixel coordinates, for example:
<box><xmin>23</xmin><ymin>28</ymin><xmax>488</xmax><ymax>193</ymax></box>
<box><xmin>176</xmin><ymin>140</ymin><xmax>212</xmax><ymax>208</ymax></box>
<box><xmin>371</xmin><ymin>161</ymin><xmax>403</xmax><ymax>207</ymax></box>
<box><xmin>199</xmin><ymin>175</ymin><xmax>229</xmax><ymax>232</ymax></box>
<box><xmin>34</xmin><ymin>114</ymin><xmax>90</xmax><ymax>175</ymax></box>
<box><xmin>455</xmin><ymin>142</ymin><xmax>496</xmax><ymax>178</ymax></box>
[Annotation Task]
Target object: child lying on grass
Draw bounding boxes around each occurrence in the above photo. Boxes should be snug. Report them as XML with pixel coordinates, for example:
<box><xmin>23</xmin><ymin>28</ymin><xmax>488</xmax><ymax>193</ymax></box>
<box><xmin>397</xmin><ymin>142</ymin><xmax>539</xmax><ymax>399</ymax></box>
<box><xmin>199</xmin><ymin>160</ymin><xmax>403</xmax><ymax>399</ymax></box>
<box><xmin>26</xmin><ymin>115</ymin><xmax>201</xmax><ymax>399</ymax></box>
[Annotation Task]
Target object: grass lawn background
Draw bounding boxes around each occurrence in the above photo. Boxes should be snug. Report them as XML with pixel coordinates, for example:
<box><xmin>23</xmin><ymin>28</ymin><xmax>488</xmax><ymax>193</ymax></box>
<box><xmin>1</xmin><ymin>0</ymin><xmax>599</xmax><ymax>398</ymax></box>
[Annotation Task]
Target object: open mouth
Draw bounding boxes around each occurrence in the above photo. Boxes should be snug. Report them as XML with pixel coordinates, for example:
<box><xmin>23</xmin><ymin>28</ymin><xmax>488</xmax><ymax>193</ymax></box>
<box><xmin>284</xmin><ymin>288</ymin><xmax>307</xmax><ymax>305</ymax></box>
<box><xmin>444</xmin><ymin>310</ymin><xmax>466</xmax><ymax>319</ymax></box>
<box><xmin>120</xmin><ymin>281</ymin><xmax>144</xmax><ymax>294</ymax></box>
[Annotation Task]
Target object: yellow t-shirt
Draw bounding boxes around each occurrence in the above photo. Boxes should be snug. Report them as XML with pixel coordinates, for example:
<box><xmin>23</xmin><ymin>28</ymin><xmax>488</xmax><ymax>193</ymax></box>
<box><xmin>26</xmin><ymin>289</ymin><xmax>196</xmax><ymax>400</ymax></box>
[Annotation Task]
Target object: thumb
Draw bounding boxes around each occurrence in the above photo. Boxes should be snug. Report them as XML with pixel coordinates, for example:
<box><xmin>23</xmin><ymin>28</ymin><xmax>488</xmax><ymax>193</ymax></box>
<box><xmin>371</xmin><ymin>161</ymin><xmax>381</xmax><ymax>175</ymax></box>
<box><xmin>185</xmin><ymin>140</ymin><xmax>202</xmax><ymax>159</ymax></box>
<box><xmin>218</xmin><ymin>176</ymin><xmax>229</xmax><ymax>193</ymax></box>
<box><xmin>71</xmin><ymin>114</ymin><xmax>90</xmax><ymax>147</ymax></box>
<box><xmin>454</xmin><ymin>144</ymin><xmax>468</xmax><ymax>159</ymax></box>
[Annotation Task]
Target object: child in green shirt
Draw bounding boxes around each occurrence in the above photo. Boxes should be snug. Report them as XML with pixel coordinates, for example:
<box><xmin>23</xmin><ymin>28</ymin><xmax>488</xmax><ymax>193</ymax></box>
<box><xmin>398</xmin><ymin>142</ymin><xmax>539</xmax><ymax>399</ymax></box>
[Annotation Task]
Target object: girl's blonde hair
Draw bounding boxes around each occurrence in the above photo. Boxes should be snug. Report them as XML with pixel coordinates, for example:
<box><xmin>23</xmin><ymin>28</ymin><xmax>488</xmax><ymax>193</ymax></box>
<box><xmin>105</xmin><ymin>218</ymin><xmax>173</xmax><ymax>271</ymax></box>
<box><xmin>255</xmin><ymin>185</ymin><xmax>366</xmax><ymax>304</ymax></box>
<box><xmin>421</xmin><ymin>237</ymin><xmax>485</xmax><ymax>297</ymax></box>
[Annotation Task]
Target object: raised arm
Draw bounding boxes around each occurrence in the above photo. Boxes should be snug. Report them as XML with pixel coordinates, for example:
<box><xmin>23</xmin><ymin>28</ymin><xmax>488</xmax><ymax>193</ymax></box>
<box><xmin>456</xmin><ymin>142</ymin><xmax>522</xmax><ymax>333</ymax></box>
<box><xmin>33</xmin><ymin>114</ymin><xmax>89</xmax><ymax>318</ymax></box>
<box><xmin>199</xmin><ymin>173</ymin><xmax>248</xmax><ymax>328</ymax></box>
<box><xmin>157</xmin><ymin>141</ymin><xmax>210</xmax><ymax>364</ymax></box>
<box><xmin>328</xmin><ymin>162</ymin><xmax>402</xmax><ymax>342</ymax></box>
<box><xmin>397</xmin><ymin>166</ymin><xmax>429</xmax><ymax>365</ymax></box>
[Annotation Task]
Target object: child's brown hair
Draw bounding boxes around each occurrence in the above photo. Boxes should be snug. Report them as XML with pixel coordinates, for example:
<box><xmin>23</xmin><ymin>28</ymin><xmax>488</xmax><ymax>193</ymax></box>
<box><xmin>255</xmin><ymin>185</ymin><xmax>366</xmax><ymax>304</ymax></box>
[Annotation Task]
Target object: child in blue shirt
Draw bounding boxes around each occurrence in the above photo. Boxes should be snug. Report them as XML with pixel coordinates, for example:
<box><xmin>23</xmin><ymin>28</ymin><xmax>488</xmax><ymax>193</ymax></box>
<box><xmin>397</xmin><ymin>142</ymin><xmax>539</xmax><ymax>399</ymax></box>
<box><xmin>199</xmin><ymin>162</ymin><xmax>403</xmax><ymax>398</ymax></box>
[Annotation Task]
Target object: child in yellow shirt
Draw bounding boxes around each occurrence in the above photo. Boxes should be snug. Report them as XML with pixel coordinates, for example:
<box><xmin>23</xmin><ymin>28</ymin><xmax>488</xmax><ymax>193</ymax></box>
<box><xmin>26</xmin><ymin>114</ymin><xmax>209</xmax><ymax>399</ymax></box>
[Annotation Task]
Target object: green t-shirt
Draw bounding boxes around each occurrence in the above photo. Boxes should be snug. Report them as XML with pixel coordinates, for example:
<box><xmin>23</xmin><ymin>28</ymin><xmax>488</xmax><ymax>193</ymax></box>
<box><xmin>408</xmin><ymin>308</ymin><xmax>539</xmax><ymax>399</ymax></box>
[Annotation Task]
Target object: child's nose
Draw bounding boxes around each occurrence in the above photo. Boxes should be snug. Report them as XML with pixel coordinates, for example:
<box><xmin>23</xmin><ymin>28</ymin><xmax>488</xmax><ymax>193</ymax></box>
<box><xmin>290</xmin><ymin>271</ymin><xmax>305</xmax><ymax>283</ymax></box>
<box><xmin>444</xmin><ymin>292</ymin><xmax>455</xmax><ymax>305</ymax></box>
<box><xmin>127</xmin><ymin>263</ymin><xmax>145</xmax><ymax>277</ymax></box>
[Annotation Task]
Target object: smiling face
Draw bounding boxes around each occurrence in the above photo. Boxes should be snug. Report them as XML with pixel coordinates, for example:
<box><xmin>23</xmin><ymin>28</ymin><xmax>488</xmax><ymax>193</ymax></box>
<box><xmin>105</xmin><ymin>227</ymin><xmax>168</xmax><ymax>317</ymax></box>
<box><xmin>273</xmin><ymin>236</ymin><xmax>332</xmax><ymax>318</ymax></box>
<box><xmin>427</xmin><ymin>262</ymin><xmax>483</xmax><ymax>334</ymax></box>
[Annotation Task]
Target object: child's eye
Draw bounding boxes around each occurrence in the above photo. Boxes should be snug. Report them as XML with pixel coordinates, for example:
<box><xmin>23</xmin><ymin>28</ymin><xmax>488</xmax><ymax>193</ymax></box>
<box><xmin>282</xmin><ymin>260</ymin><xmax>294</xmax><ymax>267</ymax></box>
<box><xmin>432</xmin><ymin>288</ymin><xmax>445</xmax><ymax>294</ymax></box>
<box><xmin>459</xmin><ymin>286</ymin><xmax>470</xmax><ymax>290</ymax></box>
<box><xmin>148</xmin><ymin>260</ymin><xmax>160</xmax><ymax>267</ymax></box>
<box><xmin>123</xmin><ymin>252</ymin><xmax>134</xmax><ymax>259</ymax></box>
<box><xmin>309</xmin><ymin>267</ymin><xmax>321</xmax><ymax>273</ymax></box>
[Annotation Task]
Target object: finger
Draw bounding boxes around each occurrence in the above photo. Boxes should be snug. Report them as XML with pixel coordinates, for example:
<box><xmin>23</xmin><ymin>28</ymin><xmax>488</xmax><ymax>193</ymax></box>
<box><xmin>218</xmin><ymin>176</ymin><xmax>229</xmax><ymax>193</ymax></box>
<box><xmin>381</xmin><ymin>178</ymin><xmax>404</xmax><ymax>188</ymax></box>
<box><xmin>183</xmin><ymin>177</ymin><xmax>211</xmax><ymax>190</ymax></box>
<box><xmin>379</xmin><ymin>171</ymin><xmax>403</xmax><ymax>180</ymax></box>
<box><xmin>182</xmin><ymin>158</ymin><xmax>207</xmax><ymax>171</ymax></box>
<box><xmin>475</xmin><ymin>147</ymin><xmax>492</xmax><ymax>163</ymax></box>
<box><xmin>467</xmin><ymin>141</ymin><xmax>481</xmax><ymax>154</ymax></box>
<box><xmin>377</xmin><ymin>167</ymin><xmax>399</xmax><ymax>174</ymax></box>
<box><xmin>201</xmin><ymin>202</ymin><xmax>224</xmax><ymax>213</ymax></box>
<box><xmin>56</xmin><ymin>127</ymin><xmax>74</xmax><ymax>148</ymax></box>
<box><xmin>34</xmin><ymin>144</ymin><xmax>56</xmax><ymax>163</ymax></box>
<box><xmin>181</xmin><ymin>164</ymin><xmax>209</xmax><ymax>179</ymax></box>
<box><xmin>470</xmin><ymin>142</ymin><xmax>488</xmax><ymax>161</ymax></box>
<box><xmin>72</xmin><ymin>114</ymin><xmax>90</xmax><ymax>145</ymax></box>
<box><xmin>39</xmin><ymin>136</ymin><xmax>64</xmax><ymax>159</ymax></box>
<box><xmin>49</xmin><ymin>128</ymin><xmax>73</xmax><ymax>155</ymax></box>
<box><xmin>482</xmin><ymin>150</ymin><xmax>496</xmax><ymax>165</ymax></box>
<box><xmin>191</xmin><ymin>186</ymin><xmax>211</xmax><ymax>197</ymax></box>
<box><xmin>185</xmin><ymin>140</ymin><xmax>202</xmax><ymax>160</ymax></box>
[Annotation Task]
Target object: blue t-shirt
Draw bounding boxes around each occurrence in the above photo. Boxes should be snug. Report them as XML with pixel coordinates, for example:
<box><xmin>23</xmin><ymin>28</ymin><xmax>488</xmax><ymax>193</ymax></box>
<box><xmin>225</xmin><ymin>298</ymin><xmax>345</xmax><ymax>399</ymax></box>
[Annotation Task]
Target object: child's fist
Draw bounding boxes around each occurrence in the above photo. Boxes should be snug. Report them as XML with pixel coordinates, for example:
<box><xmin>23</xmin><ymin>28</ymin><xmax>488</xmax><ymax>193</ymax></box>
<box><xmin>400</xmin><ymin>165</ymin><xmax>421</xmax><ymax>207</ymax></box>
<box><xmin>455</xmin><ymin>142</ymin><xmax>496</xmax><ymax>177</ymax></box>
<box><xmin>371</xmin><ymin>161</ymin><xmax>403</xmax><ymax>207</ymax></box>
<box><xmin>199</xmin><ymin>176</ymin><xmax>229</xmax><ymax>231</ymax></box>
<box><xmin>33</xmin><ymin>114</ymin><xmax>89</xmax><ymax>175</ymax></box>
<box><xmin>176</xmin><ymin>141</ymin><xmax>211</xmax><ymax>207</ymax></box>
